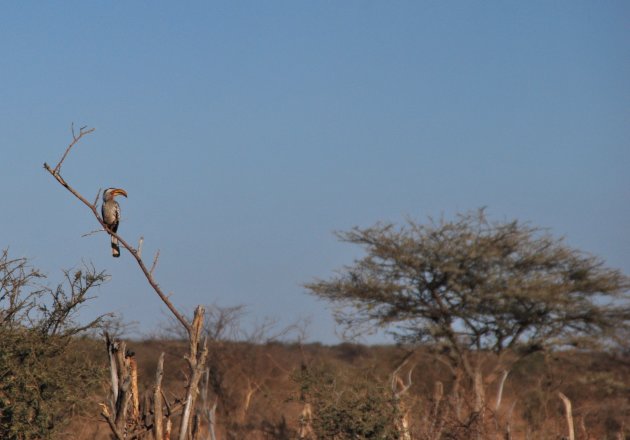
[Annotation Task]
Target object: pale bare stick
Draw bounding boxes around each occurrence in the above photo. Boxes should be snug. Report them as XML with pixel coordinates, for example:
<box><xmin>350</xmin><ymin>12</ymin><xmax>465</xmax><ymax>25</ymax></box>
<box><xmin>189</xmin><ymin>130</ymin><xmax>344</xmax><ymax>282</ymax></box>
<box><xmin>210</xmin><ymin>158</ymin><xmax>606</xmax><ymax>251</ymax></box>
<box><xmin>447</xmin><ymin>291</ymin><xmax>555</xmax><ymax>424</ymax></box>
<box><xmin>138</xmin><ymin>237</ymin><xmax>144</xmax><ymax>259</ymax></box>
<box><xmin>558</xmin><ymin>392</ymin><xmax>575</xmax><ymax>440</ymax></box>
<box><xmin>495</xmin><ymin>370</ymin><xmax>509</xmax><ymax>411</ymax></box>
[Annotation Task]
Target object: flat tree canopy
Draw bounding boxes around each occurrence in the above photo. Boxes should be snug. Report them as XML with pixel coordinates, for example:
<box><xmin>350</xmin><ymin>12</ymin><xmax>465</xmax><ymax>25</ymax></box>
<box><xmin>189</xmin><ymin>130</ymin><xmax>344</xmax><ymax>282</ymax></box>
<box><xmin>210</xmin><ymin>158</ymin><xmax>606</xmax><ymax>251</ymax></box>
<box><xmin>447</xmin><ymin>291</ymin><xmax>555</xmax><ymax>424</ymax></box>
<box><xmin>307</xmin><ymin>210</ymin><xmax>630</xmax><ymax>375</ymax></box>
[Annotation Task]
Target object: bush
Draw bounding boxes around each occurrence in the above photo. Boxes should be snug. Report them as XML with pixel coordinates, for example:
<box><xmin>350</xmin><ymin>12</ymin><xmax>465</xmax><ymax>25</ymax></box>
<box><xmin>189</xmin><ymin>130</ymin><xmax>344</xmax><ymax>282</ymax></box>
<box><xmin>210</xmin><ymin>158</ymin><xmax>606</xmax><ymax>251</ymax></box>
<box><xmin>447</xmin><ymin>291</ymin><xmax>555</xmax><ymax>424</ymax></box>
<box><xmin>0</xmin><ymin>250</ymin><xmax>107</xmax><ymax>439</ymax></box>
<box><xmin>294</xmin><ymin>363</ymin><xmax>401</xmax><ymax>439</ymax></box>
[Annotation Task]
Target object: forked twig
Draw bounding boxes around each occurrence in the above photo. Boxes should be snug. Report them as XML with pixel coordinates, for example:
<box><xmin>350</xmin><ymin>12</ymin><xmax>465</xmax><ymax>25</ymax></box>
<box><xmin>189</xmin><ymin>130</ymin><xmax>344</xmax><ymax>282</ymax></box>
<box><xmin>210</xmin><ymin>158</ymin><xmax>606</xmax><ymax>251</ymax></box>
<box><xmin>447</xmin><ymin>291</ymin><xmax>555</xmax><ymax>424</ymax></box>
<box><xmin>53</xmin><ymin>123</ymin><xmax>96</xmax><ymax>175</ymax></box>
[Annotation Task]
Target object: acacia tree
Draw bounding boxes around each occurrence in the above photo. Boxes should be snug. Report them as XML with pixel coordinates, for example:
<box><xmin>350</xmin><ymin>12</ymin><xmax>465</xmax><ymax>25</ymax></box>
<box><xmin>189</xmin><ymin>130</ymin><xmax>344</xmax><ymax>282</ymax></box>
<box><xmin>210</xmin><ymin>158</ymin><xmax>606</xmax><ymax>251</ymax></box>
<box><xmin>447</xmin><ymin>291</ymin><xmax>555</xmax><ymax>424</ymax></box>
<box><xmin>306</xmin><ymin>210</ymin><xmax>630</xmax><ymax>420</ymax></box>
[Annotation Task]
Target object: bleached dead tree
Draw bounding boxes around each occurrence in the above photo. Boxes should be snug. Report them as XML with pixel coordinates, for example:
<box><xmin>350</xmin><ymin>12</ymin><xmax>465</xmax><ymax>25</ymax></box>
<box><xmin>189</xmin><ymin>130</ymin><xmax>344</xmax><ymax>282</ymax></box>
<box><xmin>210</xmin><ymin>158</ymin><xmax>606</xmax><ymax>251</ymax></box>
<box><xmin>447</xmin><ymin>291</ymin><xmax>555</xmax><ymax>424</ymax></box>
<box><xmin>44</xmin><ymin>125</ymin><xmax>210</xmax><ymax>440</ymax></box>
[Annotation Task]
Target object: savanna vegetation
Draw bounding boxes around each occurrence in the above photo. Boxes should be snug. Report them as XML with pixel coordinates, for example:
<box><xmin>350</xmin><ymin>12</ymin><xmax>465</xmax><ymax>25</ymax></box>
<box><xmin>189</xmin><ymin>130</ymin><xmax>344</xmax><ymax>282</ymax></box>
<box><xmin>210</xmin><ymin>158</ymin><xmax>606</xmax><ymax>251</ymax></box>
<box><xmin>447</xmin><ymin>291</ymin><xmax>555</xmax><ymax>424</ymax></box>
<box><xmin>1</xmin><ymin>129</ymin><xmax>628</xmax><ymax>439</ymax></box>
<box><xmin>12</xmin><ymin>328</ymin><xmax>630</xmax><ymax>439</ymax></box>
<box><xmin>3</xmin><ymin>208</ymin><xmax>629</xmax><ymax>440</ymax></box>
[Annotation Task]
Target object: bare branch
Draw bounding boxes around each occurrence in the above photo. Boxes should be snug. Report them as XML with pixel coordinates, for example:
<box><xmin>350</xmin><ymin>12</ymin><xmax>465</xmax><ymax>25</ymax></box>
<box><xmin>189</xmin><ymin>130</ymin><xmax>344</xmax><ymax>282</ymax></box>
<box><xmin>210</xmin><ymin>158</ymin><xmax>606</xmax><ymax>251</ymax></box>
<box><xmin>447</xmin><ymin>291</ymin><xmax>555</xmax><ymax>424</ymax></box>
<box><xmin>81</xmin><ymin>228</ymin><xmax>105</xmax><ymax>238</ymax></box>
<box><xmin>53</xmin><ymin>124</ymin><xmax>95</xmax><ymax>174</ymax></box>
<box><xmin>93</xmin><ymin>188</ymin><xmax>102</xmax><ymax>208</ymax></box>
<box><xmin>44</xmin><ymin>127</ymin><xmax>209</xmax><ymax>440</ymax></box>
<box><xmin>150</xmin><ymin>249</ymin><xmax>161</xmax><ymax>276</ymax></box>
<box><xmin>43</xmin><ymin>129</ymin><xmax>191</xmax><ymax>334</ymax></box>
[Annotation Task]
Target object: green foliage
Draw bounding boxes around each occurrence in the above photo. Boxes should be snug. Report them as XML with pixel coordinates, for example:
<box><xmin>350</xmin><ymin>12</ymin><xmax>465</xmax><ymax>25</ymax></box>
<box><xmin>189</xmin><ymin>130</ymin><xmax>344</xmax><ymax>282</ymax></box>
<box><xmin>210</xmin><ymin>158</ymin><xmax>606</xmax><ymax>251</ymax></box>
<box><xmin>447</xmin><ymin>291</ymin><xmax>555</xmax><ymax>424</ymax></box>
<box><xmin>0</xmin><ymin>250</ymin><xmax>107</xmax><ymax>440</ymax></box>
<box><xmin>294</xmin><ymin>363</ymin><xmax>401</xmax><ymax>440</ymax></box>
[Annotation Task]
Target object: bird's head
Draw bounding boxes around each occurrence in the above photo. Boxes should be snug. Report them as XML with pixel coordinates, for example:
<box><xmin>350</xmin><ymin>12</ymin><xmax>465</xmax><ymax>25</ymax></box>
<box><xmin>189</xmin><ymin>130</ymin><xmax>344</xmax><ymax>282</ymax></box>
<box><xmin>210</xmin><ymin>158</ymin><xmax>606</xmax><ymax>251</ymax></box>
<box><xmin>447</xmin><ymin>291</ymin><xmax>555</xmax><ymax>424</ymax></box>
<box><xmin>103</xmin><ymin>188</ymin><xmax>128</xmax><ymax>201</ymax></box>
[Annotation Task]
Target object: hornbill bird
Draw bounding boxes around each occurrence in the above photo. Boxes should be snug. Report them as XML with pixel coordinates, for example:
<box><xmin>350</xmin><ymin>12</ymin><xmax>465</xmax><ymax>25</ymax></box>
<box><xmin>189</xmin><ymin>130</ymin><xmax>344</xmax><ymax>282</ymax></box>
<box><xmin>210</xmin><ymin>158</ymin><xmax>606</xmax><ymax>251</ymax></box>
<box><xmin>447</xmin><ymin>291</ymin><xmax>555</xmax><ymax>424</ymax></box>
<box><xmin>102</xmin><ymin>188</ymin><xmax>127</xmax><ymax>257</ymax></box>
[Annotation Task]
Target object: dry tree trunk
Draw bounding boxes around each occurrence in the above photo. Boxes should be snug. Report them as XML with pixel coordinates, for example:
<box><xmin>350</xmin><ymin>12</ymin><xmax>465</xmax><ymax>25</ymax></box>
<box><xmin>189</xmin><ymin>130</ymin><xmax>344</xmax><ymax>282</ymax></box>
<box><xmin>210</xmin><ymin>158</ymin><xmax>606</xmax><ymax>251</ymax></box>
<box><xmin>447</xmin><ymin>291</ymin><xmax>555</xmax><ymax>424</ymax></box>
<box><xmin>99</xmin><ymin>336</ymin><xmax>137</xmax><ymax>439</ymax></box>
<box><xmin>100</xmin><ymin>309</ymin><xmax>208</xmax><ymax>440</ymax></box>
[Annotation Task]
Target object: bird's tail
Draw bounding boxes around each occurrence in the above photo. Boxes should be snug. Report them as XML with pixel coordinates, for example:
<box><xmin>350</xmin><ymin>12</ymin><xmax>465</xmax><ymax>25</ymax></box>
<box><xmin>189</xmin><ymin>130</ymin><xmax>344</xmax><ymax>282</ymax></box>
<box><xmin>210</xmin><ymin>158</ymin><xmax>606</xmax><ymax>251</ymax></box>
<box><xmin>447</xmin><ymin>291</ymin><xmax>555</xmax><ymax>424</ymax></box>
<box><xmin>111</xmin><ymin>236</ymin><xmax>120</xmax><ymax>258</ymax></box>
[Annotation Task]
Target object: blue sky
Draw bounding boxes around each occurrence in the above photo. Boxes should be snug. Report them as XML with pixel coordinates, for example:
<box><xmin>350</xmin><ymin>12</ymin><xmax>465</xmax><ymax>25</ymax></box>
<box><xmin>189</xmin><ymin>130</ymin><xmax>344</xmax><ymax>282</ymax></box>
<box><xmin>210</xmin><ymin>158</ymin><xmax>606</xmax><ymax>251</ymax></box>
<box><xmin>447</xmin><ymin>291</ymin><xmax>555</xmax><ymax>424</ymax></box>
<box><xmin>1</xmin><ymin>2</ymin><xmax>628</xmax><ymax>343</ymax></box>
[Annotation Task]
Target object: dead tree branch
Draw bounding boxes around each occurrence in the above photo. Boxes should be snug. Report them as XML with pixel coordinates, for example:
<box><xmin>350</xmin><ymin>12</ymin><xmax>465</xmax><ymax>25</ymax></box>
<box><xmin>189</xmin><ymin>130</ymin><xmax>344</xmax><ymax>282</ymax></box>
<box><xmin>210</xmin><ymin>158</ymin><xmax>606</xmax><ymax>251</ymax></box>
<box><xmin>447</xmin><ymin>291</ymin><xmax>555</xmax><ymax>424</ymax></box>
<box><xmin>47</xmin><ymin>127</ymin><xmax>210</xmax><ymax>440</ymax></box>
<box><xmin>53</xmin><ymin>123</ymin><xmax>95</xmax><ymax>174</ymax></box>
<box><xmin>43</xmin><ymin>127</ymin><xmax>191</xmax><ymax>334</ymax></box>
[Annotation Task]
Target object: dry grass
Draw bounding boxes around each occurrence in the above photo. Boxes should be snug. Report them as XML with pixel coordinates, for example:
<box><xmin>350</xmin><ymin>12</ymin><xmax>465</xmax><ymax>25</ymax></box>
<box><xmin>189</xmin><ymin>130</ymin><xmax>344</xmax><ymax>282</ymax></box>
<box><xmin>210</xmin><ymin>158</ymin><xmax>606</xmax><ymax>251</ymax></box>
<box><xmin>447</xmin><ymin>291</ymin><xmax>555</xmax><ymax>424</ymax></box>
<box><xmin>58</xmin><ymin>339</ymin><xmax>630</xmax><ymax>440</ymax></box>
